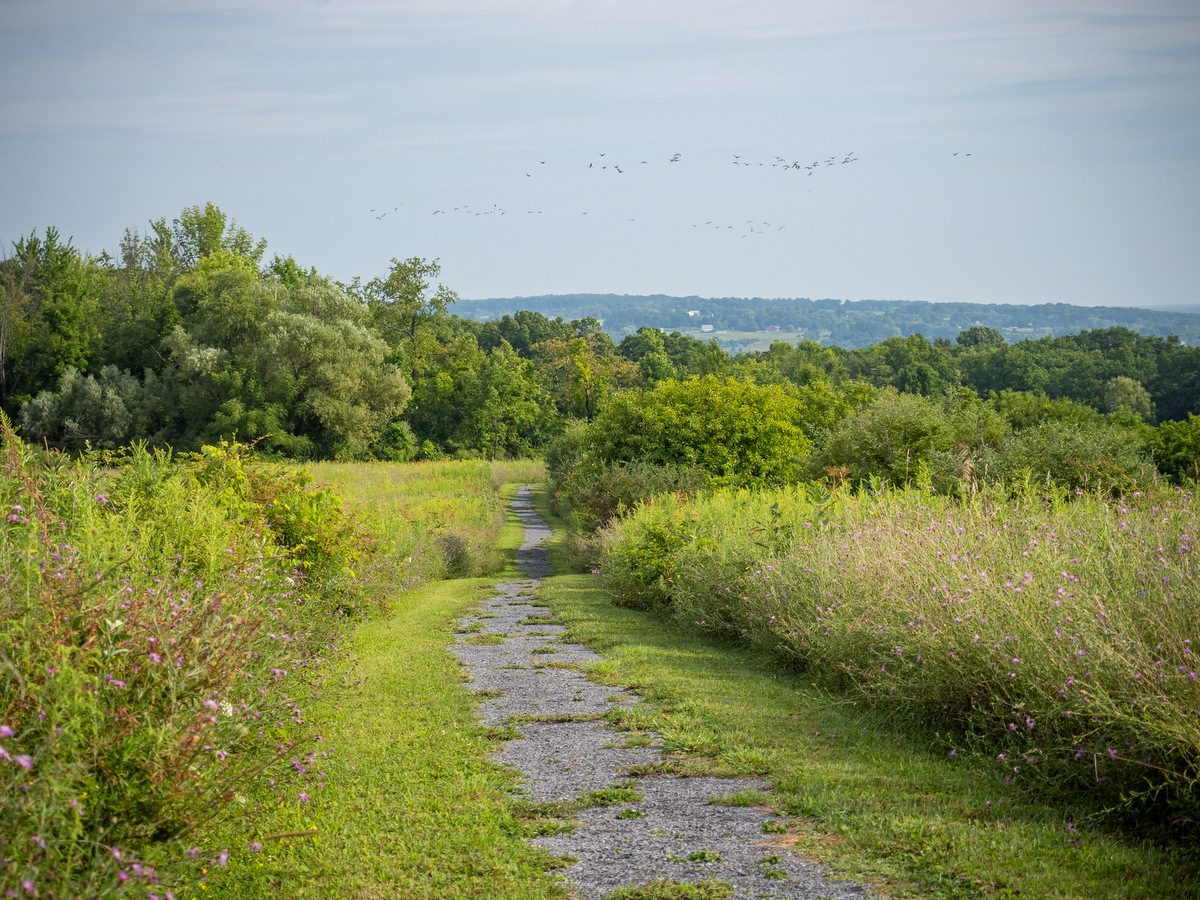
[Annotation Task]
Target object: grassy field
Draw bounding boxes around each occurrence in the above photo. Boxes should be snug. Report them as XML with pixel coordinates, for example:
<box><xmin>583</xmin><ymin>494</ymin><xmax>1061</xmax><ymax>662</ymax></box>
<box><xmin>531</xmin><ymin>487</ymin><xmax>1200</xmax><ymax>898</ymax></box>
<box><xmin>304</xmin><ymin>459</ymin><xmax>544</xmax><ymax>593</ymax></box>
<box><xmin>1</xmin><ymin>446</ymin><xmax>549</xmax><ymax>898</ymax></box>
<box><xmin>598</xmin><ymin>483</ymin><xmax>1200</xmax><ymax>830</ymax></box>
<box><xmin>192</xmin><ymin>483</ymin><xmax>568</xmax><ymax>899</ymax></box>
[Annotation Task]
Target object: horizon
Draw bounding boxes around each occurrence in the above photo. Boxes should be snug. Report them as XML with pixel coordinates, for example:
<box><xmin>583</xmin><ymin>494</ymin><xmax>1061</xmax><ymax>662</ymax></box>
<box><xmin>461</xmin><ymin>292</ymin><xmax>1200</xmax><ymax>314</ymax></box>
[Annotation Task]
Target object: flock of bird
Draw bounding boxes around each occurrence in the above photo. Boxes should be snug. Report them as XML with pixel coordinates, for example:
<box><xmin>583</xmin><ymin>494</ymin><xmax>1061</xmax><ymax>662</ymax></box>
<box><xmin>368</xmin><ymin>149</ymin><xmax>973</xmax><ymax>237</ymax></box>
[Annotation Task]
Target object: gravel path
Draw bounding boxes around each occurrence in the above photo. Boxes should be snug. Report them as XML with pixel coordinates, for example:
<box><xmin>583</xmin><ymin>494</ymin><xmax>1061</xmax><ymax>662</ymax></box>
<box><xmin>450</xmin><ymin>487</ymin><xmax>869</xmax><ymax>899</ymax></box>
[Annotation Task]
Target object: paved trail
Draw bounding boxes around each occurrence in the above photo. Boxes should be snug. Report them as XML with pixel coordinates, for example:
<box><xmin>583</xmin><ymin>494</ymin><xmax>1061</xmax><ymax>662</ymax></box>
<box><xmin>451</xmin><ymin>487</ymin><xmax>869</xmax><ymax>899</ymax></box>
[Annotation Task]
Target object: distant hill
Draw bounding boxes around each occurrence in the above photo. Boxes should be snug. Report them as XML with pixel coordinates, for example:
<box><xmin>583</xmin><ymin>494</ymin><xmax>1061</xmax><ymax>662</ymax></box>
<box><xmin>455</xmin><ymin>294</ymin><xmax>1200</xmax><ymax>350</ymax></box>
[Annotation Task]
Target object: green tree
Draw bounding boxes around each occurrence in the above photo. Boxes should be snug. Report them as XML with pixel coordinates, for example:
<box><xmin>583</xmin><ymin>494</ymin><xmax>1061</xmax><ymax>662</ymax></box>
<box><xmin>20</xmin><ymin>366</ymin><xmax>145</xmax><ymax>451</ymax></box>
<box><xmin>171</xmin><ymin>202</ymin><xmax>267</xmax><ymax>269</ymax></box>
<box><xmin>848</xmin><ymin>334</ymin><xmax>960</xmax><ymax>397</ymax></box>
<box><xmin>2</xmin><ymin>229</ymin><xmax>107</xmax><ymax>413</ymax></box>
<box><xmin>956</xmin><ymin>325</ymin><xmax>1007</xmax><ymax>349</ymax></box>
<box><xmin>533</xmin><ymin>334</ymin><xmax>638</xmax><ymax>421</ymax></box>
<box><xmin>1148</xmin><ymin>415</ymin><xmax>1200</xmax><ymax>483</ymax></box>
<box><xmin>1101</xmin><ymin>376</ymin><xmax>1155</xmax><ymax>423</ymax></box>
<box><xmin>584</xmin><ymin>375</ymin><xmax>813</xmax><ymax>486</ymax></box>
<box><xmin>364</xmin><ymin>257</ymin><xmax>458</xmax><ymax>384</ymax></box>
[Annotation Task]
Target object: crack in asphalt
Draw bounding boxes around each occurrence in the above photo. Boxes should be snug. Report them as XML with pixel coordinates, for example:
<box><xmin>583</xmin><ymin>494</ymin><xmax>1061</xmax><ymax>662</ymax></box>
<box><xmin>450</xmin><ymin>486</ymin><xmax>869</xmax><ymax>899</ymax></box>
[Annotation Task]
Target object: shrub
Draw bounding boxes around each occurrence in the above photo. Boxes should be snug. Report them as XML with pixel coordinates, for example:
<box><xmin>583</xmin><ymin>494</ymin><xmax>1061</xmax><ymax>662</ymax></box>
<box><xmin>1149</xmin><ymin>414</ymin><xmax>1200</xmax><ymax>484</ymax></box>
<box><xmin>805</xmin><ymin>388</ymin><xmax>946</xmax><ymax>489</ymax></box>
<box><xmin>554</xmin><ymin>459</ymin><xmax>708</xmax><ymax>533</ymax></box>
<box><xmin>583</xmin><ymin>376</ymin><xmax>813</xmax><ymax>487</ymax></box>
<box><xmin>989</xmin><ymin>420</ymin><xmax>1154</xmax><ymax>494</ymax></box>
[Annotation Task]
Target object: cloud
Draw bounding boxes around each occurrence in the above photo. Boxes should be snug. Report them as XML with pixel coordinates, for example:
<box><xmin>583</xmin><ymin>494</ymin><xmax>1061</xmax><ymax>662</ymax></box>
<box><xmin>0</xmin><ymin>90</ymin><xmax>362</xmax><ymax>136</ymax></box>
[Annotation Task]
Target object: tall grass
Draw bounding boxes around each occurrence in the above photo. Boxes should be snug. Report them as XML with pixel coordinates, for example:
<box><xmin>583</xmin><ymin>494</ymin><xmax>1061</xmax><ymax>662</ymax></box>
<box><xmin>1</xmin><ymin>428</ymin><xmax>538</xmax><ymax>896</ymax></box>
<box><xmin>0</xmin><ymin>430</ymin><xmax>366</xmax><ymax>897</ymax></box>
<box><xmin>304</xmin><ymin>458</ymin><xmax>542</xmax><ymax>592</ymax></box>
<box><xmin>601</xmin><ymin>482</ymin><xmax>1200</xmax><ymax>826</ymax></box>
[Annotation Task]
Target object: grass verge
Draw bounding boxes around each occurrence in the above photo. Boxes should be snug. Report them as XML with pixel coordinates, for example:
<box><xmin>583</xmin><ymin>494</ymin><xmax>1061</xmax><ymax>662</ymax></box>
<box><xmin>529</xmin><ymin>486</ymin><xmax>1200</xmax><ymax>899</ymax></box>
<box><xmin>194</xmin><ymin>483</ymin><xmax>568</xmax><ymax>899</ymax></box>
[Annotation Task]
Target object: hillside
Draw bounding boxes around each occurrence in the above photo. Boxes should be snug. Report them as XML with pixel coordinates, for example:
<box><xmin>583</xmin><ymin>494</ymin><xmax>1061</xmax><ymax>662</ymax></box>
<box><xmin>455</xmin><ymin>294</ymin><xmax>1200</xmax><ymax>350</ymax></box>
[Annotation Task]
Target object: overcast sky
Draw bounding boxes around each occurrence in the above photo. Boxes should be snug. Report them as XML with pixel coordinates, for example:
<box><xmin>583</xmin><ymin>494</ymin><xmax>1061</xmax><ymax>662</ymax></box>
<box><xmin>1</xmin><ymin>0</ymin><xmax>1197</xmax><ymax>308</ymax></box>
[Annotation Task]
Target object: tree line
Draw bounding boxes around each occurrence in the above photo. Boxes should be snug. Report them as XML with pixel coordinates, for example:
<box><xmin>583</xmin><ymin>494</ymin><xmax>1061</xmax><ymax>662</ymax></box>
<box><xmin>3</xmin><ymin>203</ymin><xmax>1199</xmax><ymax>483</ymax></box>
<box><xmin>452</xmin><ymin>293</ymin><xmax>1200</xmax><ymax>348</ymax></box>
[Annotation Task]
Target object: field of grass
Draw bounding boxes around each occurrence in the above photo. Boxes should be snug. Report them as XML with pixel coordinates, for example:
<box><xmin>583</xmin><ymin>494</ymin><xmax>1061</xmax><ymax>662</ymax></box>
<box><xmin>188</xmin><ymin>484</ymin><xmax>568</xmax><ymax>899</ymax></box>
<box><xmin>598</xmin><ymin>482</ymin><xmax>1200</xmax><ymax>831</ymax></box>
<box><xmin>1</xmin><ymin>440</ymin><xmax>545</xmax><ymax>898</ymax></box>
<box><xmin>304</xmin><ymin>459</ymin><xmax>544</xmax><ymax>593</ymax></box>
<box><xmin>531</xmin><ymin>486</ymin><xmax>1200</xmax><ymax>898</ymax></box>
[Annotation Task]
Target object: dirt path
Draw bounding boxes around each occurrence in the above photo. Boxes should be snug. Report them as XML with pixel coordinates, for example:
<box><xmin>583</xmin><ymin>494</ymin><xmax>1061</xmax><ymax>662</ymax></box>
<box><xmin>451</xmin><ymin>487</ymin><xmax>869</xmax><ymax>899</ymax></box>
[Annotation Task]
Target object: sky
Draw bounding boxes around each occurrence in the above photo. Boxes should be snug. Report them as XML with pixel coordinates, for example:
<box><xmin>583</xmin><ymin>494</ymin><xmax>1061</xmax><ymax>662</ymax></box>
<box><xmin>1</xmin><ymin>0</ymin><xmax>1198</xmax><ymax>308</ymax></box>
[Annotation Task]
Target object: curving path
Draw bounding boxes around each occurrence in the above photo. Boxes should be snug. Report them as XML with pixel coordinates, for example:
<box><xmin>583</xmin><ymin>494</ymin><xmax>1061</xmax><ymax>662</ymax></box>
<box><xmin>450</xmin><ymin>487</ymin><xmax>869</xmax><ymax>899</ymax></box>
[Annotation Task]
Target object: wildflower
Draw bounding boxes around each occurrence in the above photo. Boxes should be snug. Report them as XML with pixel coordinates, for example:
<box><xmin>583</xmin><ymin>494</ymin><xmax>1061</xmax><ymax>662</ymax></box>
<box><xmin>1108</xmin><ymin>748</ymin><xmax>1118</xmax><ymax>759</ymax></box>
<box><xmin>249</xmin><ymin>842</ymin><xmax>263</xmax><ymax>852</ymax></box>
<box><xmin>298</xmin><ymin>791</ymin><xmax>310</xmax><ymax>803</ymax></box>
<box><xmin>0</xmin><ymin>725</ymin><xmax>12</xmax><ymax>737</ymax></box>
<box><xmin>217</xmin><ymin>850</ymin><xmax>229</xmax><ymax>867</ymax></box>
<box><xmin>96</xmin><ymin>494</ymin><xmax>109</xmax><ymax>504</ymax></box>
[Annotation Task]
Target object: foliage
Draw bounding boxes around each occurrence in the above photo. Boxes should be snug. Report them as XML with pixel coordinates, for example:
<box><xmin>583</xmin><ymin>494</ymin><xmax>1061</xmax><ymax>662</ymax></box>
<box><xmin>988</xmin><ymin>420</ymin><xmax>1154</xmax><ymax>494</ymax></box>
<box><xmin>361</xmin><ymin>256</ymin><xmax>457</xmax><ymax>384</ymax></box>
<box><xmin>0</xmin><ymin>425</ymin><xmax>362</xmax><ymax>897</ymax></box>
<box><xmin>535</xmin><ymin>486</ymin><xmax>1198</xmax><ymax>898</ymax></box>
<box><xmin>553</xmin><ymin>459</ymin><xmax>708</xmax><ymax>533</ymax></box>
<box><xmin>599</xmin><ymin>483</ymin><xmax>1200</xmax><ymax>829</ymax></box>
<box><xmin>1148</xmin><ymin>415</ymin><xmax>1200</xmax><ymax>484</ymax></box>
<box><xmin>806</xmin><ymin>389</ymin><xmax>948</xmax><ymax>489</ymax></box>
<box><xmin>20</xmin><ymin>365</ymin><xmax>146</xmax><ymax>451</ymax></box>
<box><xmin>7</xmin><ymin>206</ymin><xmax>1200</xmax><ymax>470</ymax></box>
<box><xmin>583</xmin><ymin>376</ymin><xmax>814</xmax><ymax>487</ymax></box>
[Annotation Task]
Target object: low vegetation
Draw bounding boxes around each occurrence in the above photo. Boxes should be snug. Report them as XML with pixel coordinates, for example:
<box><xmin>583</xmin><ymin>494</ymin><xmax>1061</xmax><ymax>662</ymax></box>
<box><xmin>532</xmin><ymin>488</ymin><xmax>1200</xmax><ymax>897</ymax></box>
<box><xmin>0</xmin><ymin>430</ymin><xmax>545</xmax><ymax>898</ymax></box>
<box><xmin>599</xmin><ymin>482</ymin><xmax>1200</xmax><ymax>829</ymax></box>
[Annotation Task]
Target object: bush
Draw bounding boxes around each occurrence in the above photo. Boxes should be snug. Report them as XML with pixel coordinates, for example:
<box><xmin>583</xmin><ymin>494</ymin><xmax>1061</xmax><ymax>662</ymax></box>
<box><xmin>584</xmin><ymin>376</ymin><xmax>813</xmax><ymax>487</ymax></box>
<box><xmin>989</xmin><ymin>420</ymin><xmax>1154</xmax><ymax>494</ymax></box>
<box><xmin>805</xmin><ymin>388</ymin><xmax>946</xmax><ymax>489</ymax></box>
<box><xmin>1149</xmin><ymin>414</ymin><xmax>1200</xmax><ymax>484</ymax></box>
<box><xmin>554</xmin><ymin>459</ymin><xmax>708</xmax><ymax>533</ymax></box>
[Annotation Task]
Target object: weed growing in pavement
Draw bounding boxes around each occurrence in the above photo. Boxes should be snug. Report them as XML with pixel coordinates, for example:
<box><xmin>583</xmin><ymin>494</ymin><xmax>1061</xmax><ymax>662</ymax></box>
<box><xmin>603</xmin><ymin>878</ymin><xmax>734</xmax><ymax>900</ymax></box>
<box><xmin>579</xmin><ymin>784</ymin><xmax>643</xmax><ymax>807</ymax></box>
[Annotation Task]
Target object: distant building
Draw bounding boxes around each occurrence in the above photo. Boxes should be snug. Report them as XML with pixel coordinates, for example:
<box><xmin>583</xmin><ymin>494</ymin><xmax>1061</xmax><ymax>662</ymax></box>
<box><xmin>700</xmin><ymin>324</ymin><xmax>714</xmax><ymax>333</ymax></box>
<box><xmin>687</xmin><ymin>310</ymin><xmax>701</xmax><ymax>317</ymax></box>
<box><xmin>766</xmin><ymin>325</ymin><xmax>780</xmax><ymax>333</ymax></box>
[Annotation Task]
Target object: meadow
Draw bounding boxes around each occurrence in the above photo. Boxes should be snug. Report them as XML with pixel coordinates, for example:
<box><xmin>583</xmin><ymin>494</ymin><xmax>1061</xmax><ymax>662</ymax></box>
<box><xmin>0</xmin><ymin>423</ymin><xmax>542</xmax><ymax>898</ymax></box>
<box><xmin>599</xmin><ymin>481</ymin><xmax>1200</xmax><ymax>828</ymax></box>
